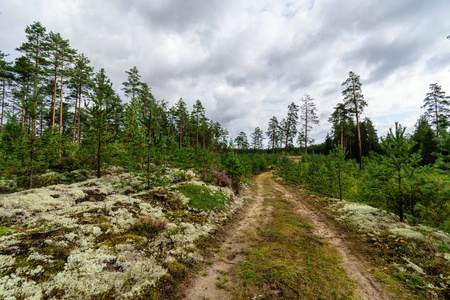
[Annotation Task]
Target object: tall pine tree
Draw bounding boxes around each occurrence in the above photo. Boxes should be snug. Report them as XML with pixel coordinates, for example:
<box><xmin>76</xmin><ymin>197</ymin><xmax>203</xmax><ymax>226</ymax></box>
<box><xmin>342</xmin><ymin>71</ymin><xmax>367</xmax><ymax>170</ymax></box>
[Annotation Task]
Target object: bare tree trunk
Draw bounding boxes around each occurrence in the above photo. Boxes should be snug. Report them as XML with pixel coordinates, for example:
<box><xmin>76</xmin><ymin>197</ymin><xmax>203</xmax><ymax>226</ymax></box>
<box><xmin>179</xmin><ymin>123</ymin><xmax>182</xmax><ymax>149</ymax></box>
<box><xmin>29</xmin><ymin>79</ymin><xmax>38</xmax><ymax>189</ymax></box>
<box><xmin>97</xmin><ymin>126</ymin><xmax>102</xmax><ymax>178</ymax></box>
<box><xmin>356</xmin><ymin>110</ymin><xmax>362</xmax><ymax>170</ymax></box>
<box><xmin>305</xmin><ymin>113</ymin><xmax>308</xmax><ymax>155</ymax></box>
<box><xmin>52</xmin><ymin>67</ymin><xmax>57</xmax><ymax>130</ymax></box>
<box><xmin>435</xmin><ymin>98</ymin><xmax>439</xmax><ymax>139</ymax></box>
<box><xmin>72</xmin><ymin>84</ymin><xmax>78</xmax><ymax>142</ymax></box>
<box><xmin>77</xmin><ymin>85</ymin><xmax>82</xmax><ymax>144</ymax></box>
<box><xmin>59</xmin><ymin>62</ymin><xmax>64</xmax><ymax>134</ymax></box>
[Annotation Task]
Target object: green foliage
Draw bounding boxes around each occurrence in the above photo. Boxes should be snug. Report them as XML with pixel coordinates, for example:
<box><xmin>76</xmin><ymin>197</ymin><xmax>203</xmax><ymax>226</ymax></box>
<box><xmin>276</xmin><ymin>124</ymin><xmax>449</xmax><ymax>232</ymax></box>
<box><xmin>377</xmin><ymin>123</ymin><xmax>422</xmax><ymax>221</ymax></box>
<box><xmin>176</xmin><ymin>184</ymin><xmax>230</xmax><ymax>211</ymax></box>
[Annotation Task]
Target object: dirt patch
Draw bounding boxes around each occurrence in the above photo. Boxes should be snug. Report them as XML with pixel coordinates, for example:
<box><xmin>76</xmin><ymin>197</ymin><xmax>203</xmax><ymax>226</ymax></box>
<box><xmin>75</xmin><ymin>189</ymin><xmax>107</xmax><ymax>204</ymax></box>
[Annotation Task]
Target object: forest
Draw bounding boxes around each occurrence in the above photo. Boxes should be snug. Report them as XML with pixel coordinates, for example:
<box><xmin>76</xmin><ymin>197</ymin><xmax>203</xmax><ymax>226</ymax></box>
<box><xmin>0</xmin><ymin>22</ymin><xmax>449</xmax><ymax>234</ymax></box>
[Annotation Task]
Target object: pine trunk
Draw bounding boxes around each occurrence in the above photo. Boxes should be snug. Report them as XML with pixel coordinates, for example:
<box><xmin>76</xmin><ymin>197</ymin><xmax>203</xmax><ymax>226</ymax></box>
<box><xmin>97</xmin><ymin>126</ymin><xmax>102</xmax><ymax>178</ymax></box>
<box><xmin>435</xmin><ymin>98</ymin><xmax>439</xmax><ymax>139</ymax></box>
<box><xmin>77</xmin><ymin>85</ymin><xmax>82</xmax><ymax>144</ymax></box>
<box><xmin>147</xmin><ymin>129</ymin><xmax>152</xmax><ymax>188</ymax></box>
<box><xmin>52</xmin><ymin>67</ymin><xmax>57</xmax><ymax>130</ymax></box>
<box><xmin>356</xmin><ymin>110</ymin><xmax>362</xmax><ymax>170</ymax></box>
<box><xmin>179</xmin><ymin>123</ymin><xmax>182</xmax><ymax>149</ymax></box>
<box><xmin>72</xmin><ymin>83</ymin><xmax>78</xmax><ymax>142</ymax></box>
<box><xmin>59</xmin><ymin>62</ymin><xmax>64</xmax><ymax>134</ymax></box>
<box><xmin>305</xmin><ymin>114</ymin><xmax>308</xmax><ymax>155</ymax></box>
<box><xmin>0</xmin><ymin>79</ymin><xmax>5</xmax><ymax>138</ymax></box>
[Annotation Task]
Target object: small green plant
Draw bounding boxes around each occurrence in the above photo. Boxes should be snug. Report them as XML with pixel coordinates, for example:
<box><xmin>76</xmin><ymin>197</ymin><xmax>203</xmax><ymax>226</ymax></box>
<box><xmin>215</xmin><ymin>275</ymin><xmax>229</xmax><ymax>289</ymax></box>
<box><xmin>176</xmin><ymin>184</ymin><xmax>230</xmax><ymax>211</ymax></box>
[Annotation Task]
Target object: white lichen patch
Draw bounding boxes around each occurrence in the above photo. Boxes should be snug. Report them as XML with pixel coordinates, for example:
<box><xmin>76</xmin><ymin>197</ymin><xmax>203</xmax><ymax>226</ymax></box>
<box><xmin>333</xmin><ymin>200</ymin><xmax>450</xmax><ymax>247</ymax></box>
<box><xmin>335</xmin><ymin>201</ymin><xmax>398</xmax><ymax>231</ymax></box>
<box><xmin>403</xmin><ymin>257</ymin><xmax>426</xmax><ymax>275</ymax></box>
<box><xmin>0</xmin><ymin>168</ymin><xmax>242</xmax><ymax>299</ymax></box>
<box><xmin>27</xmin><ymin>252</ymin><xmax>53</xmax><ymax>264</ymax></box>
<box><xmin>0</xmin><ymin>255</ymin><xmax>15</xmax><ymax>273</ymax></box>
<box><xmin>389</xmin><ymin>227</ymin><xmax>425</xmax><ymax>241</ymax></box>
<box><xmin>443</xmin><ymin>253</ymin><xmax>450</xmax><ymax>264</ymax></box>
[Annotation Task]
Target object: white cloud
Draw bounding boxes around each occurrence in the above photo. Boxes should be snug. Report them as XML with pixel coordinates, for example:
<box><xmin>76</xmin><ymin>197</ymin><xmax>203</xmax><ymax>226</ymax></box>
<box><xmin>1</xmin><ymin>0</ymin><xmax>450</xmax><ymax>145</ymax></box>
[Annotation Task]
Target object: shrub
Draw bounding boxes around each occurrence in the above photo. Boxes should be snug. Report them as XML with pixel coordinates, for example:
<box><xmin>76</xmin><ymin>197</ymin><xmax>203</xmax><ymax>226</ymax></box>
<box><xmin>200</xmin><ymin>164</ymin><xmax>232</xmax><ymax>188</ymax></box>
<box><xmin>129</xmin><ymin>216</ymin><xmax>168</xmax><ymax>239</ymax></box>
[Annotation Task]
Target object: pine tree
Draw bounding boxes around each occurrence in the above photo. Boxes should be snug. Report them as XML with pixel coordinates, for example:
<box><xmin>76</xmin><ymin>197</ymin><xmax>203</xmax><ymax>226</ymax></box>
<box><xmin>412</xmin><ymin>116</ymin><xmax>437</xmax><ymax>165</ymax></box>
<box><xmin>122</xmin><ymin>66</ymin><xmax>142</xmax><ymax>101</ymax></box>
<box><xmin>69</xmin><ymin>53</ymin><xmax>93</xmax><ymax>143</ymax></box>
<box><xmin>11</xmin><ymin>56</ymin><xmax>34</xmax><ymax>130</ymax></box>
<box><xmin>266</xmin><ymin>116</ymin><xmax>279</xmax><ymax>153</ymax></box>
<box><xmin>284</xmin><ymin>102</ymin><xmax>299</xmax><ymax>151</ymax></box>
<box><xmin>174</xmin><ymin>98</ymin><xmax>189</xmax><ymax>149</ymax></box>
<box><xmin>122</xmin><ymin>67</ymin><xmax>145</xmax><ymax>162</ymax></box>
<box><xmin>279</xmin><ymin>118</ymin><xmax>286</xmax><ymax>149</ymax></box>
<box><xmin>328</xmin><ymin>103</ymin><xmax>350</xmax><ymax>151</ymax></box>
<box><xmin>342</xmin><ymin>71</ymin><xmax>367</xmax><ymax>170</ymax></box>
<box><xmin>57</xmin><ymin>36</ymin><xmax>76</xmax><ymax>135</ymax></box>
<box><xmin>191</xmin><ymin>99</ymin><xmax>206</xmax><ymax>149</ymax></box>
<box><xmin>250</xmin><ymin>127</ymin><xmax>264</xmax><ymax>152</ymax></box>
<box><xmin>234</xmin><ymin>131</ymin><xmax>248</xmax><ymax>153</ymax></box>
<box><xmin>0</xmin><ymin>51</ymin><xmax>12</xmax><ymax>138</ymax></box>
<box><xmin>330</xmin><ymin>144</ymin><xmax>348</xmax><ymax>201</ymax></box>
<box><xmin>85</xmin><ymin>69</ymin><xmax>117</xmax><ymax>178</ymax></box>
<box><xmin>360</xmin><ymin>117</ymin><xmax>379</xmax><ymax>155</ymax></box>
<box><xmin>422</xmin><ymin>83</ymin><xmax>450</xmax><ymax>139</ymax></box>
<box><xmin>379</xmin><ymin>123</ymin><xmax>421</xmax><ymax>221</ymax></box>
<box><xmin>16</xmin><ymin>22</ymin><xmax>49</xmax><ymax>137</ymax></box>
<box><xmin>299</xmin><ymin>94</ymin><xmax>319</xmax><ymax>154</ymax></box>
<box><xmin>46</xmin><ymin>32</ymin><xmax>63</xmax><ymax>131</ymax></box>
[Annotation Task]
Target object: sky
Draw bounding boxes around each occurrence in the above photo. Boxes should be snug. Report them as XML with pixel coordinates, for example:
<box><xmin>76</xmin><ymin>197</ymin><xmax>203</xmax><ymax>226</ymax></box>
<box><xmin>1</xmin><ymin>0</ymin><xmax>450</xmax><ymax>145</ymax></box>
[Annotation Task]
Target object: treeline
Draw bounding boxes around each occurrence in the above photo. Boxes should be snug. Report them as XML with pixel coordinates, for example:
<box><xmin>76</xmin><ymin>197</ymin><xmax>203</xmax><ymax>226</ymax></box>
<box><xmin>0</xmin><ymin>22</ymin><xmax>231</xmax><ymax>189</ymax></box>
<box><xmin>267</xmin><ymin>72</ymin><xmax>450</xmax><ymax>232</ymax></box>
<box><xmin>237</xmin><ymin>71</ymin><xmax>449</xmax><ymax>169</ymax></box>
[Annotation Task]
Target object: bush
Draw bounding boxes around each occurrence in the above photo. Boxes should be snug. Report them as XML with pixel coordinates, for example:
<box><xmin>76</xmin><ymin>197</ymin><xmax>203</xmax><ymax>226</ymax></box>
<box><xmin>200</xmin><ymin>163</ymin><xmax>232</xmax><ymax>187</ymax></box>
<box><xmin>129</xmin><ymin>216</ymin><xmax>168</xmax><ymax>239</ymax></box>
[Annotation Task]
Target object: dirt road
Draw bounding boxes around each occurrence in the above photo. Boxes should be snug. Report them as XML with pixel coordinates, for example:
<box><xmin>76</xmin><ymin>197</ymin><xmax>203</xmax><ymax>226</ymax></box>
<box><xmin>184</xmin><ymin>172</ymin><xmax>390</xmax><ymax>299</ymax></box>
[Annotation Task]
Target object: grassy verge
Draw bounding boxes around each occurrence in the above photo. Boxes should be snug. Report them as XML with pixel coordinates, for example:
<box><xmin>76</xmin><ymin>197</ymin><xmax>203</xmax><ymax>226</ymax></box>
<box><xmin>230</xmin><ymin>182</ymin><xmax>355</xmax><ymax>299</ymax></box>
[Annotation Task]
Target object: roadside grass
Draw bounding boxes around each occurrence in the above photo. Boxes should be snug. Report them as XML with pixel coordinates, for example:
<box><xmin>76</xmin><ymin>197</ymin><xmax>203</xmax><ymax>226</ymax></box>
<box><xmin>231</xmin><ymin>183</ymin><xmax>355</xmax><ymax>299</ymax></box>
<box><xmin>176</xmin><ymin>184</ymin><xmax>230</xmax><ymax>211</ymax></box>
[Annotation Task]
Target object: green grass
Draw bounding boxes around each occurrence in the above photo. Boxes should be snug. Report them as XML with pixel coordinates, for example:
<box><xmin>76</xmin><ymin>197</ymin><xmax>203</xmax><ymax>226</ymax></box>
<box><xmin>176</xmin><ymin>184</ymin><xmax>230</xmax><ymax>211</ymax></box>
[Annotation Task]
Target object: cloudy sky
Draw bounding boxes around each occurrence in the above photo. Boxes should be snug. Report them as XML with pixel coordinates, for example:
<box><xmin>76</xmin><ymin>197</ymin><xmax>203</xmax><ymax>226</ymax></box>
<box><xmin>1</xmin><ymin>0</ymin><xmax>450</xmax><ymax>144</ymax></box>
